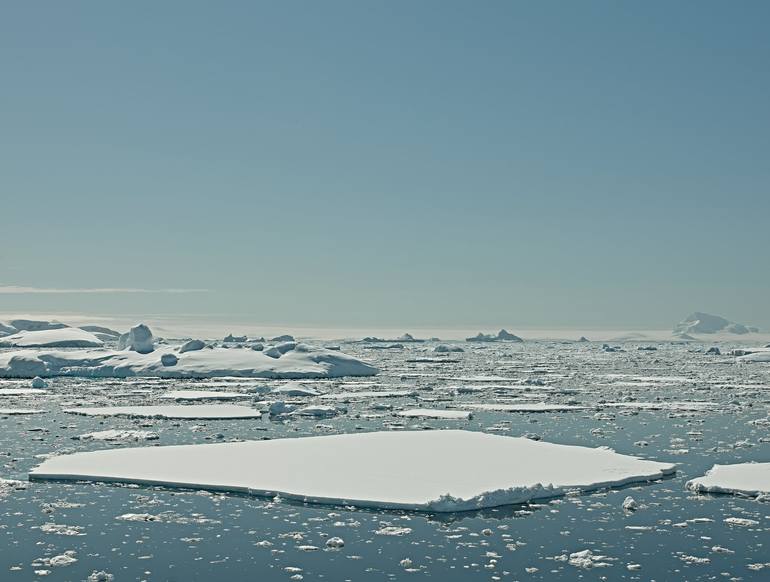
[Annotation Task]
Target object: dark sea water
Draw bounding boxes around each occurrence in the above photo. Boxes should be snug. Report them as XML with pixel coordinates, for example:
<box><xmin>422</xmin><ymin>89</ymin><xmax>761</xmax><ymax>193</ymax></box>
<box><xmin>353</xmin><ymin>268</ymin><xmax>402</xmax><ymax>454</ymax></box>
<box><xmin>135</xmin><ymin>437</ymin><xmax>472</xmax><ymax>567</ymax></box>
<box><xmin>1</xmin><ymin>340</ymin><xmax>768</xmax><ymax>581</ymax></box>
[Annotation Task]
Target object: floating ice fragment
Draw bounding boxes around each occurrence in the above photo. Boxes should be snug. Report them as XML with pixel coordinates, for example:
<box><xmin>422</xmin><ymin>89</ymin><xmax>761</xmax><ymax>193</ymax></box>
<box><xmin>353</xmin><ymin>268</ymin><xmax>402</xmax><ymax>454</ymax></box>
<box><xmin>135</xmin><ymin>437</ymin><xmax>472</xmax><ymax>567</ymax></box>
<box><xmin>686</xmin><ymin>463</ymin><xmax>770</xmax><ymax>498</ymax></box>
<box><xmin>30</xmin><ymin>430</ymin><xmax>676</xmax><ymax>512</ymax></box>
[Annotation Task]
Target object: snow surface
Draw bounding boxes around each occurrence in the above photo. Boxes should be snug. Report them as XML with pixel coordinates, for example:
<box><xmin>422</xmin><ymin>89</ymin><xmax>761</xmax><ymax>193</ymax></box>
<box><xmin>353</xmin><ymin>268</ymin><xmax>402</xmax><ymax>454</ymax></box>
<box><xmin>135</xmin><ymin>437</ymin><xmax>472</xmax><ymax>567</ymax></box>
<box><xmin>0</xmin><ymin>328</ymin><xmax>104</xmax><ymax>348</ymax></box>
<box><xmin>29</xmin><ymin>430</ymin><xmax>676</xmax><ymax>512</ymax></box>
<box><xmin>63</xmin><ymin>405</ymin><xmax>263</xmax><ymax>419</ymax></box>
<box><xmin>0</xmin><ymin>344</ymin><xmax>378</xmax><ymax>379</ymax></box>
<box><xmin>686</xmin><ymin>463</ymin><xmax>770</xmax><ymax>498</ymax></box>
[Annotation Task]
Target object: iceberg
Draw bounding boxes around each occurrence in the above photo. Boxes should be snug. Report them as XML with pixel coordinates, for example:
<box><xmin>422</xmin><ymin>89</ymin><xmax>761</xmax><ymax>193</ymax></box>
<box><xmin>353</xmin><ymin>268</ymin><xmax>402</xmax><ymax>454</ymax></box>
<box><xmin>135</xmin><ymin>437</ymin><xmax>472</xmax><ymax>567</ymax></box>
<box><xmin>0</xmin><ymin>343</ymin><xmax>378</xmax><ymax>379</ymax></box>
<box><xmin>0</xmin><ymin>328</ymin><xmax>103</xmax><ymax>348</ymax></box>
<box><xmin>29</xmin><ymin>430</ymin><xmax>676</xmax><ymax>512</ymax></box>
<box><xmin>686</xmin><ymin>463</ymin><xmax>770</xmax><ymax>498</ymax></box>
<box><xmin>673</xmin><ymin>312</ymin><xmax>755</xmax><ymax>335</ymax></box>
<box><xmin>117</xmin><ymin>324</ymin><xmax>154</xmax><ymax>353</ymax></box>
<box><xmin>434</xmin><ymin>344</ymin><xmax>464</xmax><ymax>353</ymax></box>
<box><xmin>9</xmin><ymin>319</ymin><xmax>68</xmax><ymax>332</ymax></box>
<box><xmin>179</xmin><ymin>339</ymin><xmax>206</xmax><ymax>353</ymax></box>
<box><xmin>466</xmin><ymin>330</ymin><xmax>523</xmax><ymax>343</ymax></box>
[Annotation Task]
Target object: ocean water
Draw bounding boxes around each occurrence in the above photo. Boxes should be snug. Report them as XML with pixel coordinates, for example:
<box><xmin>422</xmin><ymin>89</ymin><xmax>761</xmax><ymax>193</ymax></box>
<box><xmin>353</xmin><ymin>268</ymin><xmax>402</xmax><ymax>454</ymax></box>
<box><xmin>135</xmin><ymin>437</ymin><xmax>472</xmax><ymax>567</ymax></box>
<box><xmin>1</xmin><ymin>340</ymin><xmax>768</xmax><ymax>580</ymax></box>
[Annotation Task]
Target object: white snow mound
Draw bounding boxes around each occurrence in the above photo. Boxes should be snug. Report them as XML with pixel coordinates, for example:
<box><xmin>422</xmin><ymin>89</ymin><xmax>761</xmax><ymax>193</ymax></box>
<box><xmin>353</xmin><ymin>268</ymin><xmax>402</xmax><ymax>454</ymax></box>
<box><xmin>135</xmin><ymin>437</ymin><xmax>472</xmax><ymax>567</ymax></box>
<box><xmin>29</xmin><ymin>430</ymin><xmax>676</xmax><ymax>512</ymax></box>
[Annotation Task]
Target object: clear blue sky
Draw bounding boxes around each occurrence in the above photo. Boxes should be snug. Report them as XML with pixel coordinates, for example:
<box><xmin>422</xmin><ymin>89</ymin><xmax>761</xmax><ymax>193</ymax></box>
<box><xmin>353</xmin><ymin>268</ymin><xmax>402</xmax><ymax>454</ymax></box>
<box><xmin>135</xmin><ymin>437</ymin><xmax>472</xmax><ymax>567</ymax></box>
<box><xmin>2</xmin><ymin>1</ymin><xmax>768</xmax><ymax>329</ymax></box>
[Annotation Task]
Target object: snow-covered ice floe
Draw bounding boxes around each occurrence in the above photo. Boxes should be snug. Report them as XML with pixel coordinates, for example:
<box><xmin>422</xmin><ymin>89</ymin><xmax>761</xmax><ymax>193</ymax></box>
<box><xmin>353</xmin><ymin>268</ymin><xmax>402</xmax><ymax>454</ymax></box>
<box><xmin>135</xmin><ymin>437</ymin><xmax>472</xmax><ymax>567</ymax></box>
<box><xmin>0</xmin><ymin>408</ymin><xmax>46</xmax><ymax>415</ymax></box>
<box><xmin>0</xmin><ymin>344</ymin><xmax>377</xmax><ymax>379</ymax></box>
<box><xmin>466</xmin><ymin>403</ymin><xmax>588</xmax><ymax>413</ymax></box>
<box><xmin>600</xmin><ymin>401</ymin><xmax>719</xmax><ymax>412</ymax></box>
<box><xmin>395</xmin><ymin>409</ymin><xmax>473</xmax><ymax>420</ymax></box>
<box><xmin>63</xmin><ymin>405</ymin><xmax>263</xmax><ymax>419</ymax></box>
<box><xmin>686</xmin><ymin>463</ymin><xmax>770</xmax><ymax>499</ymax></box>
<box><xmin>0</xmin><ymin>327</ymin><xmax>104</xmax><ymax>348</ymax></box>
<box><xmin>320</xmin><ymin>390</ymin><xmax>417</xmax><ymax>400</ymax></box>
<box><xmin>159</xmin><ymin>390</ymin><xmax>249</xmax><ymax>401</ymax></box>
<box><xmin>29</xmin><ymin>430</ymin><xmax>676</xmax><ymax>512</ymax></box>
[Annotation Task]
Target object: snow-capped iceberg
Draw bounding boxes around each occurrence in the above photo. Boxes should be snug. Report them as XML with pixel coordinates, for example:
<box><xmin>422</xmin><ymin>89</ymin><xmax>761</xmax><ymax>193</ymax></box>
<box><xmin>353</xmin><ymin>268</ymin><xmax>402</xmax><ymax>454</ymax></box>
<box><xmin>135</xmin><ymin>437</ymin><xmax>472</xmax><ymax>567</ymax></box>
<box><xmin>0</xmin><ymin>342</ymin><xmax>378</xmax><ymax>379</ymax></box>
<box><xmin>466</xmin><ymin>329</ymin><xmax>523</xmax><ymax>342</ymax></box>
<box><xmin>0</xmin><ymin>328</ymin><xmax>104</xmax><ymax>348</ymax></box>
<box><xmin>673</xmin><ymin>312</ymin><xmax>756</xmax><ymax>335</ymax></box>
<box><xmin>29</xmin><ymin>430</ymin><xmax>676</xmax><ymax>512</ymax></box>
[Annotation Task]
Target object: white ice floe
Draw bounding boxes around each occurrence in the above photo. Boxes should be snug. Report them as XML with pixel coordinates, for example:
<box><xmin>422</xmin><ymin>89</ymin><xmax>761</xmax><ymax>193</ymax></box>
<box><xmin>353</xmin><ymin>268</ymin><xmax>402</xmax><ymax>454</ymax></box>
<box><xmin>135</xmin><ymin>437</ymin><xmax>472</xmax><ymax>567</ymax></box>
<box><xmin>270</xmin><ymin>383</ymin><xmax>322</xmax><ymax>397</ymax></box>
<box><xmin>320</xmin><ymin>390</ymin><xmax>416</xmax><ymax>400</ymax></box>
<box><xmin>0</xmin><ymin>343</ymin><xmax>377</xmax><ymax>379</ymax></box>
<box><xmin>737</xmin><ymin>350</ymin><xmax>770</xmax><ymax>363</ymax></box>
<box><xmin>0</xmin><ymin>408</ymin><xmax>46</xmax><ymax>415</ymax></box>
<box><xmin>63</xmin><ymin>404</ymin><xmax>263</xmax><ymax>419</ymax></box>
<box><xmin>466</xmin><ymin>403</ymin><xmax>588</xmax><ymax>413</ymax></box>
<box><xmin>30</xmin><ymin>430</ymin><xmax>676</xmax><ymax>512</ymax></box>
<box><xmin>686</xmin><ymin>462</ymin><xmax>770</xmax><ymax>498</ymax></box>
<box><xmin>77</xmin><ymin>430</ymin><xmax>159</xmax><ymax>441</ymax></box>
<box><xmin>0</xmin><ymin>327</ymin><xmax>104</xmax><ymax>348</ymax></box>
<box><xmin>290</xmin><ymin>405</ymin><xmax>339</xmax><ymax>417</ymax></box>
<box><xmin>0</xmin><ymin>388</ymin><xmax>47</xmax><ymax>396</ymax></box>
<box><xmin>396</xmin><ymin>409</ymin><xmax>472</xmax><ymax>420</ymax></box>
<box><xmin>601</xmin><ymin>401</ymin><xmax>719</xmax><ymax>412</ymax></box>
<box><xmin>160</xmin><ymin>390</ymin><xmax>248</xmax><ymax>401</ymax></box>
<box><xmin>434</xmin><ymin>344</ymin><xmax>464</xmax><ymax>353</ymax></box>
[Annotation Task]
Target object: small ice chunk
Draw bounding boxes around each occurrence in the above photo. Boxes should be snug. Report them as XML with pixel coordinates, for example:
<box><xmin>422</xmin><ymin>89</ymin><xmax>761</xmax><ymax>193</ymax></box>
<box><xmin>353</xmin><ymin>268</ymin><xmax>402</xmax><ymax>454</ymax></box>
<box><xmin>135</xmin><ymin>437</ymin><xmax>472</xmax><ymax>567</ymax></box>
<box><xmin>622</xmin><ymin>496</ymin><xmax>638</xmax><ymax>511</ymax></box>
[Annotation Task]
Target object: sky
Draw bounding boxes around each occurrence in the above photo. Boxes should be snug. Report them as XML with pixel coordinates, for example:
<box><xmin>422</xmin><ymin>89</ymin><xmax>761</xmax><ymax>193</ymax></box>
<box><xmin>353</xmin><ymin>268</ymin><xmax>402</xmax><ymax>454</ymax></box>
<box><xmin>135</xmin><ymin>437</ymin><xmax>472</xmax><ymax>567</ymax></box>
<box><xmin>1</xmin><ymin>1</ymin><xmax>769</xmax><ymax>331</ymax></box>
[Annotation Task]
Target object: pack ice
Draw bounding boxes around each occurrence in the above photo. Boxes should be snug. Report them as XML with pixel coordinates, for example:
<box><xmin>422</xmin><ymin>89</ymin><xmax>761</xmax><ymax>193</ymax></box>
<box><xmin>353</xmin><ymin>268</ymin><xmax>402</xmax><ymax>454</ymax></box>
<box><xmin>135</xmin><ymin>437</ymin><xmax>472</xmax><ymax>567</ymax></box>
<box><xmin>30</xmin><ymin>430</ymin><xmax>676</xmax><ymax>512</ymax></box>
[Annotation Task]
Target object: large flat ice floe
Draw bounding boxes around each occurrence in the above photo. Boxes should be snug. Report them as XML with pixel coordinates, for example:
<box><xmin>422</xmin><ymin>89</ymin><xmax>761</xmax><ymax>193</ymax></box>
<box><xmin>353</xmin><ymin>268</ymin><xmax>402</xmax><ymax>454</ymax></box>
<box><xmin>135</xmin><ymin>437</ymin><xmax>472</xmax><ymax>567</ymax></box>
<box><xmin>686</xmin><ymin>463</ymin><xmax>770</xmax><ymax>499</ymax></box>
<box><xmin>63</xmin><ymin>404</ymin><xmax>263</xmax><ymax>419</ymax></box>
<box><xmin>30</xmin><ymin>430</ymin><xmax>676</xmax><ymax>512</ymax></box>
<box><xmin>0</xmin><ymin>327</ymin><xmax>104</xmax><ymax>348</ymax></box>
<box><xmin>0</xmin><ymin>343</ymin><xmax>377</xmax><ymax>379</ymax></box>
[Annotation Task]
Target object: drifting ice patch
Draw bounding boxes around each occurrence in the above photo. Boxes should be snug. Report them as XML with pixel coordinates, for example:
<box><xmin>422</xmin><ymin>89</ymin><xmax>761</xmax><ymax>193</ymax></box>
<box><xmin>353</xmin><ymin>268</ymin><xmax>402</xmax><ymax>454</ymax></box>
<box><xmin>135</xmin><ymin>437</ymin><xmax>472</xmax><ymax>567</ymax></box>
<box><xmin>686</xmin><ymin>463</ymin><xmax>770</xmax><ymax>499</ymax></box>
<box><xmin>29</xmin><ymin>430</ymin><xmax>676</xmax><ymax>512</ymax></box>
<box><xmin>159</xmin><ymin>390</ymin><xmax>248</xmax><ymax>401</ymax></box>
<box><xmin>466</xmin><ymin>403</ymin><xmax>588</xmax><ymax>413</ymax></box>
<box><xmin>396</xmin><ymin>409</ymin><xmax>472</xmax><ymax>420</ymax></box>
<box><xmin>64</xmin><ymin>404</ymin><xmax>263</xmax><ymax>419</ymax></box>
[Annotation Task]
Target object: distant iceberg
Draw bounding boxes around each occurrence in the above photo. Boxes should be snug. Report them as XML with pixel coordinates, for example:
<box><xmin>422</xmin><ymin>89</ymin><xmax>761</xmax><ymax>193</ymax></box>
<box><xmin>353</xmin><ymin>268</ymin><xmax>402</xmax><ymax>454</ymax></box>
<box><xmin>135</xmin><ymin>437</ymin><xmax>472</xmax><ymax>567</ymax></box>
<box><xmin>673</xmin><ymin>312</ymin><xmax>758</xmax><ymax>335</ymax></box>
<box><xmin>466</xmin><ymin>329</ymin><xmax>523</xmax><ymax>342</ymax></box>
